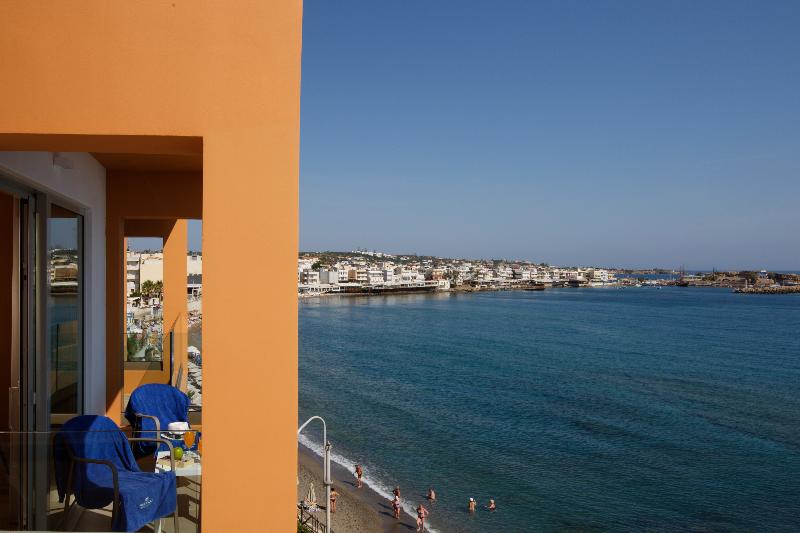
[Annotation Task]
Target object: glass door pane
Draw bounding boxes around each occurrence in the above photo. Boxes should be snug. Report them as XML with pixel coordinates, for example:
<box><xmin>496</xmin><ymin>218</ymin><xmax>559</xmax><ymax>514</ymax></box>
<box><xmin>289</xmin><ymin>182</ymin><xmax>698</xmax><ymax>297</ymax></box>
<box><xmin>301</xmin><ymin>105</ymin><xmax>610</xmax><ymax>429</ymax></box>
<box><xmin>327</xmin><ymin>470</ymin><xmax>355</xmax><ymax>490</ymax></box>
<box><xmin>46</xmin><ymin>204</ymin><xmax>82</xmax><ymax>422</ymax></box>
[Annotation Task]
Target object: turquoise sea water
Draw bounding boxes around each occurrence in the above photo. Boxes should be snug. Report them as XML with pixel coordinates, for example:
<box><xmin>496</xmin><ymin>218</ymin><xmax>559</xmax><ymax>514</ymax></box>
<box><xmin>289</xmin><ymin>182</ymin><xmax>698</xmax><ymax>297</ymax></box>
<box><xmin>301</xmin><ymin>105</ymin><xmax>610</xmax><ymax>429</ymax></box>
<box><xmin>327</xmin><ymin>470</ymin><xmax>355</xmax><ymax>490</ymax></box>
<box><xmin>299</xmin><ymin>288</ymin><xmax>800</xmax><ymax>532</ymax></box>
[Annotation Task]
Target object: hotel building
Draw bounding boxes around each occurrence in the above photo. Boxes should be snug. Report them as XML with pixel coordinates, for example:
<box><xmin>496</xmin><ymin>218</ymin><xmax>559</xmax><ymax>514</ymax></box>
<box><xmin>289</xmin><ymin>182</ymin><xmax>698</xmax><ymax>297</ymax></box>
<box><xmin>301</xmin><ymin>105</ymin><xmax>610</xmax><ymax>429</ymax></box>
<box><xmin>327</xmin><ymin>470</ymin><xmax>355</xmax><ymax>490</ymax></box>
<box><xmin>0</xmin><ymin>2</ymin><xmax>301</xmax><ymax>530</ymax></box>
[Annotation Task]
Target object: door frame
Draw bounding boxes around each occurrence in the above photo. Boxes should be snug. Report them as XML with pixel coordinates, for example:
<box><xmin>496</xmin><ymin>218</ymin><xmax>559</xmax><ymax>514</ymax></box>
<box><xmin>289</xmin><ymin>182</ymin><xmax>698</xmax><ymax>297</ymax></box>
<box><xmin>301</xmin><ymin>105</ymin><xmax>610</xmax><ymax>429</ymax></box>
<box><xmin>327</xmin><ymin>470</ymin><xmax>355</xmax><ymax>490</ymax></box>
<box><xmin>0</xmin><ymin>170</ymin><xmax>88</xmax><ymax>529</ymax></box>
<box><xmin>0</xmin><ymin>174</ymin><xmax>37</xmax><ymax>529</ymax></box>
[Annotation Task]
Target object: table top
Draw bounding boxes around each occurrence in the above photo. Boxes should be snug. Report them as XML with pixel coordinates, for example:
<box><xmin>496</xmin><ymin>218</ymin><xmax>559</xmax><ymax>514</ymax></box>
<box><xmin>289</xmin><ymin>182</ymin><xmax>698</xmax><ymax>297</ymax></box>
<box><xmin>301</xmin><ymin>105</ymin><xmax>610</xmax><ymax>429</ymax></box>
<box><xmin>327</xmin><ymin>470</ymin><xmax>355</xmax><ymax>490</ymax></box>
<box><xmin>156</xmin><ymin>449</ymin><xmax>202</xmax><ymax>477</ymax></box>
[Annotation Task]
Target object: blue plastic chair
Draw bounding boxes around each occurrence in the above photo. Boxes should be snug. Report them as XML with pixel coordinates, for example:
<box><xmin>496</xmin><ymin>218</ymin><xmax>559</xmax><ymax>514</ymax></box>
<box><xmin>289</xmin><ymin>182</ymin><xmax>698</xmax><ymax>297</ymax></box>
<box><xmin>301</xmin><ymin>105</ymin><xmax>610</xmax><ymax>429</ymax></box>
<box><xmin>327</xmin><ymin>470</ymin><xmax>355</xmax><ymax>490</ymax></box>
<box><xmin>125</xmin><ymin>383</ymin><xmax>191</xmax><ymax>458</ymax></box>
<box><xmin>54</xmin><ymin>415</ymin><xmax>179</xmax><ymax>532</ymax></box>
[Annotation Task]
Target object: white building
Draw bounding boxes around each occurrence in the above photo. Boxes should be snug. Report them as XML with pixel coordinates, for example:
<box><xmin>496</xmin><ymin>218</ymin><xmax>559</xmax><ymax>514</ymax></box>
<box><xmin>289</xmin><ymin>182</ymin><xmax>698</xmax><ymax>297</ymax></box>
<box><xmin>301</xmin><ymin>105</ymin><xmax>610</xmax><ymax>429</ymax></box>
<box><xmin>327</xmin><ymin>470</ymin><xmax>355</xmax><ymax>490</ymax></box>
<box><xmin>589</xmin><ymin>269</ymin><xmax>610</xmax><ymax>284</ymax></box>
<box><xmin>126</xmin><ymin>252</ymin><xmax>141</xmax><ymax>295</ymax></box>
<box><xmin>366</xmin><ymin>270</ymin><xmax>384</xmax><ymax>285</ymax></box>
<box><xmin>300</xmin><ymin>269</ymin><xmax>320</xmax><ymax>285</ymax></box>
<box><xmin>139</xmin><ymin>253</ymin><xmax>164</xmax><ymax>285</ymax></box>
<box><xmin>187</xmin><ymin>253</ymin><xmax>202</xmax><ymax>275</ymax></box>
<box><xmin>513</xmin><ymin>268</ymin><xmax>531</xmax><ymax>280</ymax></box>
<box><xmin>298</xmin><ymin>257</ymin><xmax>316</xmax><ymax>273</ymax></box>
<box><xmin>319</xmin><ymin>268</ymin><xmax>340</xmax><ymax>285</ymax></box>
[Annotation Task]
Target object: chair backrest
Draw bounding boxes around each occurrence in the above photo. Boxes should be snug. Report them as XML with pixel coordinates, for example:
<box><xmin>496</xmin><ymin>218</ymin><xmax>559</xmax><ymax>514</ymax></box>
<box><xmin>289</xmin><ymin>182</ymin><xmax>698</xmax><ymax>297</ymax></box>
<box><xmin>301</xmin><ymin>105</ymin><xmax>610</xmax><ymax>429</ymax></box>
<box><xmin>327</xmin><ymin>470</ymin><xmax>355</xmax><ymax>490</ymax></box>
<box><xmin>54</xmin><ymin>415</ymin><xmax>140</xmax><ymax>501</ymax></box>
<box><xmin>124</xmin><ymin>383</ymin><xmax>190</xmax><ymax>432</ymax></box>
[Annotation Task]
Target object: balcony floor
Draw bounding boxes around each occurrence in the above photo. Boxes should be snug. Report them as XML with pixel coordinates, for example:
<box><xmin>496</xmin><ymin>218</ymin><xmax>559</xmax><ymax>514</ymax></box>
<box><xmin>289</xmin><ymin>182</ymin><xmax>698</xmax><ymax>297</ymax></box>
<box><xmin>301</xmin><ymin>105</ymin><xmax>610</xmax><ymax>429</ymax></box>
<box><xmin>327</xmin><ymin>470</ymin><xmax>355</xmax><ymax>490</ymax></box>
<box><xmin>48</xmin><ymin>475</ymin><xmax>200</xmax><ymax>532</ymax></box>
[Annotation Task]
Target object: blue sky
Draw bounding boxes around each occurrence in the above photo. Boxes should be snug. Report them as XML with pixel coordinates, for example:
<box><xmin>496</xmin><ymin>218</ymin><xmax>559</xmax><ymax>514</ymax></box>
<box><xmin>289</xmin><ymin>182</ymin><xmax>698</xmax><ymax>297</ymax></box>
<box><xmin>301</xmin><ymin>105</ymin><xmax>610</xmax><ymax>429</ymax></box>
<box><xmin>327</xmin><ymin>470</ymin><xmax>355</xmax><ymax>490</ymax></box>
<box><xmin>298</xmin><ymin>0</ymin><xmax>799</xmax><ymax>270</ymax></box>
<box><xmin>128</xmin><ymin>219</ymin><xmax>202</xmax><ymax>252</ymax></box>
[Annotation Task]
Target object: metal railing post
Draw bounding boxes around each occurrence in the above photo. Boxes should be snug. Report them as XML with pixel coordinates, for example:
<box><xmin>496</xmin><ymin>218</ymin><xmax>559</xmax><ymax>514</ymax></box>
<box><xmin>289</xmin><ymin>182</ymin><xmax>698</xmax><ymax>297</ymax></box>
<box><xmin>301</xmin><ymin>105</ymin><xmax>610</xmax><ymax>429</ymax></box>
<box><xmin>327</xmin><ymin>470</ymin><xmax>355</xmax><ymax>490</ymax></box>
<box><xmin>298</xmin><ymin>416</ymin><xmax>331</xmax><ymax>533</ymax></box>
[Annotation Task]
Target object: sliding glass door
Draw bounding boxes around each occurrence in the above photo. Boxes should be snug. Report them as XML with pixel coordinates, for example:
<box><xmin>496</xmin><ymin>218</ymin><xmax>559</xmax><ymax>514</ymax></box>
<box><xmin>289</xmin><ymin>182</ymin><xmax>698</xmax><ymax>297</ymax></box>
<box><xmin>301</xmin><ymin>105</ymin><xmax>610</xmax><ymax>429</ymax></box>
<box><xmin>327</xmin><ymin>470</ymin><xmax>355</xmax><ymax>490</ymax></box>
<box><xmin>46</xmin><ymin>204</ymin><xmax>83</xmax><ymax>425</ymax></box>
<box><xmin>1</xmin><ymin>175</ymin><xmax>86</xmax><ymax>529</ymax></box>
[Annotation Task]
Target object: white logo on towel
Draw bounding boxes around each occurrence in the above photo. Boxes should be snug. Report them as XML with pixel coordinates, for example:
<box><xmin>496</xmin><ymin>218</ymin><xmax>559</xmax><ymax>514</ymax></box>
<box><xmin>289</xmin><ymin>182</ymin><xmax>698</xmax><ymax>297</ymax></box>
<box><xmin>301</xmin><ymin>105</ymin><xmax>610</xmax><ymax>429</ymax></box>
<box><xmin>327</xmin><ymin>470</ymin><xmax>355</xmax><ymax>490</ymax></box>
<box><xmin>139</xmin><ymin>496</ymin><xmax>153</xmax><ymax>510</ymax></box>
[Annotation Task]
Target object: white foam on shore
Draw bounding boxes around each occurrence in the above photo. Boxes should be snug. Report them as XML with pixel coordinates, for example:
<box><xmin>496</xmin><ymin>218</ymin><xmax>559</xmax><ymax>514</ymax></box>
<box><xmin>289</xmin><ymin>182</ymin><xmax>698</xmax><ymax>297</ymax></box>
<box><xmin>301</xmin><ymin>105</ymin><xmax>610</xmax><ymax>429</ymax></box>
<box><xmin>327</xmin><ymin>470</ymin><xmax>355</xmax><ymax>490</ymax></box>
<box><xmin>298</xmin><ymin>433</ymin><xmax>442</xmax><ymax>533</ymax></box>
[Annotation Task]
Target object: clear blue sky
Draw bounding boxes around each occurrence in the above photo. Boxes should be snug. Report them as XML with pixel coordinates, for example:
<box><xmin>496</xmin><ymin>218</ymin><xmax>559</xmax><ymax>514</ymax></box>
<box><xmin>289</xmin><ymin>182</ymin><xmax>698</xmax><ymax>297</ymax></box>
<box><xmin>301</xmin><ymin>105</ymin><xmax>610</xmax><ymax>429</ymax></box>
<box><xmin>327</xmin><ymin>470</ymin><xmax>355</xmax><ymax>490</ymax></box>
<box><xmin>128</xmin><ymin>219</ymin><xmax>202</xmax><ymax>252</ymax></box>
<box><xmin>298</xmin><ymin>1</ymin><xmax>800</xmax><ymax>270</ymax></box>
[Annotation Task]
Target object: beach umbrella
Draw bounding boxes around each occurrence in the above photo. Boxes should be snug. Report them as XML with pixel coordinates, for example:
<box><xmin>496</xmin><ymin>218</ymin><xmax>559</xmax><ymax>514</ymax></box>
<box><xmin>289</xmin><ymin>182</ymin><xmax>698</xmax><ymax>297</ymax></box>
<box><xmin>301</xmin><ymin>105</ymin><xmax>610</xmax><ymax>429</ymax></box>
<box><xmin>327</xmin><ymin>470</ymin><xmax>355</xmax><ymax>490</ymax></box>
<box><xmin>306</xmin><ymin>483</ymin><xmax>316</xmax><ymax>505</ymax></box>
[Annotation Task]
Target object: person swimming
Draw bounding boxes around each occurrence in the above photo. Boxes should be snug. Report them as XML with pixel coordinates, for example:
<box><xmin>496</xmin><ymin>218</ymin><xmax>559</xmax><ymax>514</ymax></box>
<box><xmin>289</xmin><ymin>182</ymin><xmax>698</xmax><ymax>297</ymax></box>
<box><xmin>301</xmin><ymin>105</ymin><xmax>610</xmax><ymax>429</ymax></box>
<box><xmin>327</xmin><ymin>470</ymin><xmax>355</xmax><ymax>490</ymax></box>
<box><xmin>427</xmin><ymin>487</ymin><xmax>436</xmax><ymax>503</ymax></box>
<box><xmin>488</xmin><ymin>498</ymin><xmax>496</xmax><ymax>511</ymax></box>
<box><xmin>468</xmin><ymin>497</ymin><xmax>477</xmax><ymax>513</ymax></box>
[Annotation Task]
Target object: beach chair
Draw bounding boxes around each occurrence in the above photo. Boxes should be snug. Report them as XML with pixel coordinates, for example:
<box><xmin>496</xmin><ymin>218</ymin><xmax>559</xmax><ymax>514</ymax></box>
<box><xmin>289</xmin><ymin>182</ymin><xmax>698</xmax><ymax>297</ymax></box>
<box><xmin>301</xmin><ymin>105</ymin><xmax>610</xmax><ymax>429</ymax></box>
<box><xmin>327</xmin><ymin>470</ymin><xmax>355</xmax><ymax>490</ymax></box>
<box><xmin>124</xmin><ymin>383</ymin><xmax>191</xmax><ymax>458</ymax></box>
<box><xmin>54</xmin><ymin>415</ymin><xmax>179</xmax><ymax>532</ymax></box>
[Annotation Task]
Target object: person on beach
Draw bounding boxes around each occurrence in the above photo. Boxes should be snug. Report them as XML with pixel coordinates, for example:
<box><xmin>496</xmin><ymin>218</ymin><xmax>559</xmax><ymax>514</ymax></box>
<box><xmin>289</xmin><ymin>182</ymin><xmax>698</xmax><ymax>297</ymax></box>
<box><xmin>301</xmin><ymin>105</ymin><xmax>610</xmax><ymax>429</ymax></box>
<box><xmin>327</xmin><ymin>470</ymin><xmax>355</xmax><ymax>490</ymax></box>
<box><xmin>392</xmin><ymin>495</ymin><xmax>401</xmax><ymax>519</ymax></box>
<box><xmin>330</xmin><ymin>487</ymin><xmax>339</xmax><ymax>513</ymax></box>
<box><xmin>487</xmin><ymin>499</ymin><xmax>496</xmax><ymax>511</ymax></box>
<box><xmin>394</xmin><ymin>486</ymin><xmax>401</xmax><ymax>498</ymax></box>
<box><xmin>355</xmin><ymin>464</ymin><xmax>363</xmax><ymax>488</ymax></box>
<box><xmin>427</xmin><ymin>487</ymin><xmax>436</xmax><ymax>503</ymax></box>
<box><xmin>416</xmin><ymin>504</ymin><xmax>429</xmax><ymax>532</ymax></box>
<box><xmin>468</xmin><ymin>497</ymin><xmax>477</xmax><ymax>513</ymax></box>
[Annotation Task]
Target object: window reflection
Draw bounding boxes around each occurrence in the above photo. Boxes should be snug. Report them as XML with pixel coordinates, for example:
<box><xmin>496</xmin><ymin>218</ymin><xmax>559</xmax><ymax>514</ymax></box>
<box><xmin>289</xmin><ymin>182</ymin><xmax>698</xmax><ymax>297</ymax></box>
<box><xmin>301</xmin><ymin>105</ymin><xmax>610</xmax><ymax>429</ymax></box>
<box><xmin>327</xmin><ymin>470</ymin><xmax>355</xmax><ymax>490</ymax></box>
<box><xmin>47</xmin><ymin>204</ymin><xmax>82</xmax><ymax>418</ymax></box>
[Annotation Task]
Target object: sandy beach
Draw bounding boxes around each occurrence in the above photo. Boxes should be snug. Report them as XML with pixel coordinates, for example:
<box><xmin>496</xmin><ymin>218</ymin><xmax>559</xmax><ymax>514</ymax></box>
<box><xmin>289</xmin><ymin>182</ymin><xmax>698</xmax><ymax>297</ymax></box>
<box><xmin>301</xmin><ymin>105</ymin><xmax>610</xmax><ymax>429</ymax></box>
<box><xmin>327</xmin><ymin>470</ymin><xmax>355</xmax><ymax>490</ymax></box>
<box><xmin>298</xmin><ymin>445</ymin><xmax>424</xmax><ymax>533</ymax></box>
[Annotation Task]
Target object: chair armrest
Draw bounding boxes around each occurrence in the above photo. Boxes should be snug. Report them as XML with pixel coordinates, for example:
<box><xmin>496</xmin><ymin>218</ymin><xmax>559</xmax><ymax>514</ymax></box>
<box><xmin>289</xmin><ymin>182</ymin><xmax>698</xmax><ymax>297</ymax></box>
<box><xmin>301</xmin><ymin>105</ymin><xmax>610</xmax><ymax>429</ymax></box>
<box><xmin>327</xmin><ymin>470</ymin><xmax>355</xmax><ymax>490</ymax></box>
<box><xmin>72</xmin><ymin>456</ymin><xmax>120</xmax><ymax>505</ymax></box>
<box><xmin>128</xmin><ymin>437</ymin><xmax>175</xmax><ymax>472</ymax></box>
<box><xmin>133</xmin><ymin>413</ymin><xmax>160</xmax><ymax>433</ymax></box>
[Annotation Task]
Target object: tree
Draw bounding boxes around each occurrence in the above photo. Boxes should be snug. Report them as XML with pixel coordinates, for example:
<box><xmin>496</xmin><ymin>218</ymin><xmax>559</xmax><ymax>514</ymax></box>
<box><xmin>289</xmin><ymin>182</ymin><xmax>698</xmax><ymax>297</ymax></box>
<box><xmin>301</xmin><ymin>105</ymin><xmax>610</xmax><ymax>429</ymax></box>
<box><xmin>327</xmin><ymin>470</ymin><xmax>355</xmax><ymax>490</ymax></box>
<box><xmin>126</xmin><ymin>334</ymin><xmax>141</xmax><ymax>358</ymax></box>
<box><xmin>140</xmin><ymin>280</ymin><xmax>164</xmax><ymax>300</ymax></box>
<box><xmin>140</xmin><ymin>280</ymin><xmax>155</xmax><ymax>299</ymax></box>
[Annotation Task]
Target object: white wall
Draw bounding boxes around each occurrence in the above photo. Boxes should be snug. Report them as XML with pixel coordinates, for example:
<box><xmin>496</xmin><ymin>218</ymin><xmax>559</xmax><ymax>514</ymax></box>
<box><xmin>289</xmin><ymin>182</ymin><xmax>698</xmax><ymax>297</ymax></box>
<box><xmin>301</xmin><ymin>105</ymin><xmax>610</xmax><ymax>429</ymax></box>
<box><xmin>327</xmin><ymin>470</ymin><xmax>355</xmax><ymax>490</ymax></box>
<box><xmin>0</xmin><ymin>152</ymin><xmax>107</xmax><ymax>415</ymax></box>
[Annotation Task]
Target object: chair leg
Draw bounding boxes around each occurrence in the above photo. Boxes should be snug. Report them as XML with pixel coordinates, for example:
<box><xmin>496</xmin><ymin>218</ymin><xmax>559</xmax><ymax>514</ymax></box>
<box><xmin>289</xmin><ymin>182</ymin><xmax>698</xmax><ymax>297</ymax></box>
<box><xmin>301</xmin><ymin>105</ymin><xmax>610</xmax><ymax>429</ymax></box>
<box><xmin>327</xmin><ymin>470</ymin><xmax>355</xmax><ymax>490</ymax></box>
<box><xmin>155</xmin><ymin>518</ymin><xmax>163</xmax><ymax>533</ymax></box>
<box><xmin>173</xmin><ymin>510</ymin><xmax>180</xmax><ymax>533</ymax></box>
<box><xmin>60</xmin><ymin>492</ymin><xmax>71</xmax><ymax>531</ymax></box>
<box><xmin>61</xmin><ymin>460</ymin><xmax>75</xmax><ymax>530</ymax></box>
<box><xmin>110</xmin><ymin>498</ymin><xmax>118</xmax><ymax>532</ymax></box>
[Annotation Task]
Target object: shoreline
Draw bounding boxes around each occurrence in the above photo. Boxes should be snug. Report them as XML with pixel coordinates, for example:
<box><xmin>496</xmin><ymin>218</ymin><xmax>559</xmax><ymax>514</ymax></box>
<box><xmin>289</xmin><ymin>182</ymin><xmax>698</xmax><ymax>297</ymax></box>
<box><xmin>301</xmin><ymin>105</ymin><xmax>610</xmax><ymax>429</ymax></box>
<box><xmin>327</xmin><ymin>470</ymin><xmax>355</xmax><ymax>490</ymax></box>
<box><xmin>298</xmin><ymin>282</ymin><xmax>799</xmax><ymax>300</ymax></box>
<box><xmin>298</xmin><ymin>444</ymin><xmax>434</xmax><ymax>533</ymax></box>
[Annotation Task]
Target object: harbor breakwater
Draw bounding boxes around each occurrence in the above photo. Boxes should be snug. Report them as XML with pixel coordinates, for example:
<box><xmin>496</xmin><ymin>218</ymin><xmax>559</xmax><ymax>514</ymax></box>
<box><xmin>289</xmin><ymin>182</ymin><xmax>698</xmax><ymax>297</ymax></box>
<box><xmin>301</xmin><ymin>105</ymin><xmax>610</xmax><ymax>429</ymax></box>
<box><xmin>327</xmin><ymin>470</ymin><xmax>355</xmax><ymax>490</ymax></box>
<box><xmin>735</xmin><ymin>285</ymin><xmax>800</xmax><ymax>294</ymax></box>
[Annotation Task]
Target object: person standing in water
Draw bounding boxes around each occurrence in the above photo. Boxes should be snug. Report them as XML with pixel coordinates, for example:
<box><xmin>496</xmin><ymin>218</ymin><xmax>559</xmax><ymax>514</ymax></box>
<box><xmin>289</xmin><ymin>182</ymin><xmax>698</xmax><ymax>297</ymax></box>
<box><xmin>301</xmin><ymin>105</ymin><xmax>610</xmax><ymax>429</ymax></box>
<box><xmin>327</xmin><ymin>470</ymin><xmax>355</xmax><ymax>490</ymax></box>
<box><xmin>330</xmin><ymin>487</ymin><xmax>339</xmax><ymax>513</ymax></box>
<box><xmin>354</xmin><ymin>464</ymin><xmax>363</xmax><ymax>488</ymax></box>
<box><xmin>392</xmin><ymin>495</ymin><xmax>401</xmax><ymax>519</ymax></box>
<box><xmin>468</xmin><ymin>497</ymin><xmax>477</xmax><ymax>513</ymax></box>
<box><xmin>426</xmin><ymin>487</ymin><xmax>436</xmax><ymax>503</ymax></box>
<box><xmin>416</xmin><ymin>504</ymin><xmax>429</xmax><ymax>532</ymax></box>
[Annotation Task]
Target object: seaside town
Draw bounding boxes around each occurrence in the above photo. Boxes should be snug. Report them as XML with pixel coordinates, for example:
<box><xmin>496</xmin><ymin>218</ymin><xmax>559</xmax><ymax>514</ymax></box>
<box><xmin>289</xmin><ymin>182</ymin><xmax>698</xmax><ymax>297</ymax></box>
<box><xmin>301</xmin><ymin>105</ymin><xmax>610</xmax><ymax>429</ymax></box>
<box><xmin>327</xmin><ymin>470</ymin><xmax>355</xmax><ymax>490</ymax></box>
<box><xmin>298</xmin><ymin>250</ymin><xmax>800</xmax><ymax>297</ymax></box>
<box><xmin>123</xmin><ymin>249</ymin><xmax>204</xmax><ymax>404</ymax></box>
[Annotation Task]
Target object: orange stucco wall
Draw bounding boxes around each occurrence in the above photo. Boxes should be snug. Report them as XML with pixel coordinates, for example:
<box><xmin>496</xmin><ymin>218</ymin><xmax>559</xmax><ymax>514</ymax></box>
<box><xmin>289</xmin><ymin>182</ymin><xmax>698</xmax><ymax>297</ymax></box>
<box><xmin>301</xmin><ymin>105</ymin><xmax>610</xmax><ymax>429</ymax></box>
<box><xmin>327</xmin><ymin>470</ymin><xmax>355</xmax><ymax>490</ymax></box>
<box><xmin>0</xmin><ymin>2</ymin><xmax>302</xmax><ymax>531</ymax></box>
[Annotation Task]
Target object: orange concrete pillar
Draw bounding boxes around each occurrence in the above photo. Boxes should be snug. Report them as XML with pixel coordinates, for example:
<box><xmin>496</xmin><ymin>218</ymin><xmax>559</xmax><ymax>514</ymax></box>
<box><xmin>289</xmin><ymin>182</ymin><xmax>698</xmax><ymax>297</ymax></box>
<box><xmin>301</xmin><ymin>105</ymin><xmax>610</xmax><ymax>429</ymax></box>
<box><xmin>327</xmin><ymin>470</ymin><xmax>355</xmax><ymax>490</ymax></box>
<box><xmin>106</xmin><ymin>213</ymin><xmax>125</xmax><ymax>423</ymax></box>
<box><xmin>203</xmin><ymin>131</ymin><xmax>299</xmax><ymax>531</ymax></box>
<box><xmin>163</xmin><ymin>219</ymin><xmax>188</xmax><ymax>390</ymax></box>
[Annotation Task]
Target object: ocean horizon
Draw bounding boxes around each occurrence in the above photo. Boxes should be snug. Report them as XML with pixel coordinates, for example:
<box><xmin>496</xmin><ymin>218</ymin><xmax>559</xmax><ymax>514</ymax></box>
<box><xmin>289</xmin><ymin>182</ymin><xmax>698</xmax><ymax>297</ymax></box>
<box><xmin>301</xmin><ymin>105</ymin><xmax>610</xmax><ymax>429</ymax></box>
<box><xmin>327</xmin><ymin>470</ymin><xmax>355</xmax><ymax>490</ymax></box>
<box><xmin>299</xmin><ymin>287</ymin><xmax>800</xmax><ymax>532</ymax></box>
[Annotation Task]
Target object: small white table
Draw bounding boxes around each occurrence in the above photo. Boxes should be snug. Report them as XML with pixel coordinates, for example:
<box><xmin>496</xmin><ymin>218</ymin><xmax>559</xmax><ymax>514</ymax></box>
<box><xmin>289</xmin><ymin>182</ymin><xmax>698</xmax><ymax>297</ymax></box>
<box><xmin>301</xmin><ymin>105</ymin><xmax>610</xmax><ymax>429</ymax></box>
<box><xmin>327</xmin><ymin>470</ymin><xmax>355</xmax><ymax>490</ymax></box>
<box><xmin>152</xmin><ymin>450</ymin><xmax>202</xmax><ymax>533</ymax></box>
<box><xmin>155</xmin><ymin>449</ymin><xmax>202</xmax><ymax>477</ymax></box>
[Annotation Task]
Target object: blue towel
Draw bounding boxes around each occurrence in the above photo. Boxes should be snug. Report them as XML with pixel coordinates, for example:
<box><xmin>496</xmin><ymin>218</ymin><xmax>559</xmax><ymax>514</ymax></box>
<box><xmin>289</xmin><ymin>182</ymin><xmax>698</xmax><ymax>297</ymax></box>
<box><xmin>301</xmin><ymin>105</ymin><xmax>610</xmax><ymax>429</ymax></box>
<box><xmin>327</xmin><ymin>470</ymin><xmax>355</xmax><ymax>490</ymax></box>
<box><xmin>54</xmin><ymin>415</ymin><xmax>177</xmax><ymax>532</ymax></box>
<box><xmin>124</xmin><ymin>383</ymin><xmax>190</xmax><ymax>457</ymax></box>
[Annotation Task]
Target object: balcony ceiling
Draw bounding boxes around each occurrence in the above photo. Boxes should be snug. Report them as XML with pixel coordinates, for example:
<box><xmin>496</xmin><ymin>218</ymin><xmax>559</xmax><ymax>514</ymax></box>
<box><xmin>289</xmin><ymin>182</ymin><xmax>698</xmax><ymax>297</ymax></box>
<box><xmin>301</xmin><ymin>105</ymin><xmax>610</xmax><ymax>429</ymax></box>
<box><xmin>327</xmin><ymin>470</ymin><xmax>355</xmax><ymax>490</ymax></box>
<box><xmin>91</xmin><ymin>152</ymin><xmax>201</xmax><ymax>173</ymax></box>
<box><xmin>0</xmin><ymin>133</ymin><xmax>202</xmax><ymax>173</ymax></box>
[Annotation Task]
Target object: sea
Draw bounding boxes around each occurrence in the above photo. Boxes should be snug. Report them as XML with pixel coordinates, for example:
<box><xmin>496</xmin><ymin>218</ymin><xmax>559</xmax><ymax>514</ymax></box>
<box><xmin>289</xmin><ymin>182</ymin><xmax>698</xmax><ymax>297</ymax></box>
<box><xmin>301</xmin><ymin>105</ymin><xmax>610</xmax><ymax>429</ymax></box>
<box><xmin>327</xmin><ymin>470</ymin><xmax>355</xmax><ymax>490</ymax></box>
<box><xmin>299</xmin><ymin>287</ymin><xmax>800</xmax><ymax>532</ymax></box>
